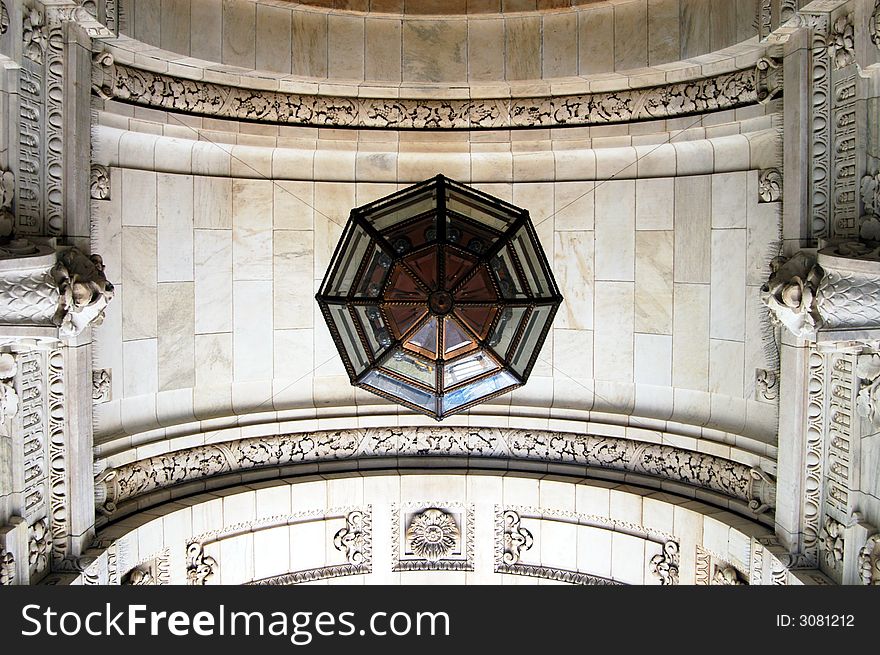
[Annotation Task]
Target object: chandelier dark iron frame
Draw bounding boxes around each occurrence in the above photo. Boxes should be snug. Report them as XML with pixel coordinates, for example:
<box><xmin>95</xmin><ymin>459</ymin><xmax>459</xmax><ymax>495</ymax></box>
<box><xmin>316</xmin><ymin>175</ymin><xmax>562</xmax><ymax>420</ymax></box>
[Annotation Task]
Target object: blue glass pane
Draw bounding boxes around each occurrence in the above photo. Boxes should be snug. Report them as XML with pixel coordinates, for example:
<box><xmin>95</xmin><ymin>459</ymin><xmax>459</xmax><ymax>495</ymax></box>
<box><xmin>361</xmin><ymin>370</ymin><xmax>437</xmax><ymax>412</ymax></box>
<box><xmin>441</xmin><ymin>370</ymin><xmax>518</xmax><ymax>414</ymax></box>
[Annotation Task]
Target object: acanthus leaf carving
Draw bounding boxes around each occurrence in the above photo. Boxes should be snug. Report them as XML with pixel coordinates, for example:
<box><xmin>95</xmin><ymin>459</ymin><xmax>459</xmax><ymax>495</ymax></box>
<box><xmin>819</xmin><ymin>515</ymin><xmax>844</xmax><ymax>570</ymax></box>
<box><xmin>0</xmin><ymin>169</ymin><xmax>14</xmax><ymax>239</ymax></box>
<box><xmin>22</xmin><ymin>8</ymin><xmax>47</xmax><ymax>65</ymax></box>
<box><xmin>0</xmin><ymin>353</ymin><xmax>18</xmax><ymax>436</ymax></box>
<box><xmin>755</xmin><ymin>368</ymin><xmax>779</xmax><ymax>403</ymax></box>
<box><xmin>0</xmin><ymin>547</ymin><xmax>15</xmax><ymax>585</ymax></box>
<box><xmin>858</xmin><ymin>533</ymin><xmax>880</xmax><ymax>585</ymax></box>
<box><xmin>827</xmin><ymin>14</ymin><xmax>856</xmax><ymax>70</ymax></box>
<box><xmin>756</xmin><ymin>57</ymin><xmax>783</xmax><ymax>104</ymax></box>
<box><xmin>860</xmin><ymin>172</ymin><xmax>880</xmax><ymax>241</ymax></box>
<box><xmin>92</xmin><ymin>368</ymin><xmax>110</xmax><ymax>404</ymax></box>
<box><xmin>871</xmin><ymin>1</ymin><xmax>880</xmax><ymax>50</ymax></box>
<box><xmin>712</xmin><ymin>565</ymin><xmax>745</xmax><ymax>585</ymax></box>
<box><xmin>748</xmin><ymin>468</ymin><xmax>777</xmax><ymax>515</ymax></box>
<box><xmin>28</xmin><ymin>519</ymin><xmax>51</xmax><ymax>574</ymax></box>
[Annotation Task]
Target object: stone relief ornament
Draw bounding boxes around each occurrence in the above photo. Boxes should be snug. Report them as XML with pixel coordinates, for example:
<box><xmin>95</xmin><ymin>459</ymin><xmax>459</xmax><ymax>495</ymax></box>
<box><xmin>185</xmin><ymin>542</ymin><xmax>216</xmax><ymax>585</ymax></box>
<box><xmin>856</xmin><ymin>353</ymin><xmax>880</xmax><ymax>425</ymax></box>
<box><xmin>500</xmin><ymin>510</ymin><xmax>534</xmax><ymax>566</ymax></box>
<box><xmin>89</xmin><ymin>165</ymin><xmax>110</xmax><ymax>200</ymax></box>
<box><xmin>858</xmin><ymin>533</ymin><xmax>880</xmax><ymax>585</ymax></box>
<box><xmin>93</xmin><ymin>55</ymin><xmax>765</xmax><ymax>130</ymax></box>
<box><xmin>755</xmin><ymin>57</ymin><xmax>783</xmax><ymax>104</ymax></box>
<box><xmin>51</xmin><ymin>249</ymin><xmax>114</xmax><ymax>338</ymax></box>
<box><xmin>95</xmin><ymin>427</ymin><xmax>763</xmax><ymax>520</ymax></box>
<box><xmin>28</xmin><ymin>519</ymin><xmax>50</xmax><ymax>573</ymax></box>
<box><xmin>819</xmin><ymin>516</ymin><xmax>844</xmax><ymax>569</ymax></box>
<box><xmin>860</xmin><ymin>172</ymin><xmax>880</xmax><ymax>240</ymax></box>
<box><xmin>333</xmin><ymin>510</ymin><xmax>369</xmax><ymax>566</ymax></box>
<box><xmin>22</xmin><ymin>8</ymin><xmax>47</xmax><ymax>64</ymax></box>
<box><xmin>827</xmin><ymin>14</ymin><xmax>856</xmax><ymax>69</ymax></box>
<box><xmin>122</xmin><ymin>567</ymin><xmax>154</xmax><ymax>586</ymax></box>
<box><xmin>712</xmin><ymin>565</ymin><xmax>745</xmax><ymax>585</ymax></box>
<box><xmin>0</xmin><ymin>169</ymin><xmax>14</xmax><ymax>239</ymax></box>
<box><xmin>0</xmin><ymin>547</ymin><xmax>14</xmax><ymax>585</ymax></box>
<box><xmin>761</xmin><ymin>253</ymin><xmax>823</xmax><ymax>339</ymax></box>
<box><xmin>0</xmin><ymin>353</ymin><xmax>18</xmax><ymax>435</ymax></box>
<box><xmin>872</xmin><ymin>1</ymin><xmax>880</xmax><ymax>49</ymax></box>
<box><xmin>0</xmin><ymin>2</ymin><xmax>8</xmax><ymax>35</ymax></box>
<box><xmin>92</xmin><ymin>368</ymin><xmax>110</xmax><ymax>404</ymax></box>
<box><xmin>748</xmin><ymin>468</ymin><xmax>777</xmax><ymax>515</ymax></box>
<box><xmin>758</xmin><ymin>168</ymin><xmax>783</xmax><ymax>203</ymax></box>
<box><xmin>755</xmin><ymin>369</ymin><xmax>779</xmax><ymax>402</ymax></box>
<box><xmin>649</xmin><ymin>541</ymin><xmax>680</xmax><ymax>585</ymax></box>
<box><xmin>406</xmin><ymin>509</ymin><xmax>459</xmax><ymax>562</ymax></box>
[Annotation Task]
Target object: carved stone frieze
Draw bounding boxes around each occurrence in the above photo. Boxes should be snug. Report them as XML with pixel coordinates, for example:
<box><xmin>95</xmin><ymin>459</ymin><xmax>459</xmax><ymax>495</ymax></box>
<box><xmin>248</xmin><ymin>565</ymin><xmax>367</xmax><ymax>586</ymax></box>
<box><xmin>856</xmin><ymin>352</ymin><xmax>880</xmax><ymax>425</ymax></box>
<box><xmin>92</xmin><ymin>56</ymin><xmax>766</xmax><ymax>130</ymax></box>
<box><xmin>89</xmin><ymin>165</ymin><xmax>110</xmax><ymax>200</ymax></box>
<box><xmin>28</xmin><ymin>519</ymin><xmax>51</xmax><ymax>575</ymax></box>
<box><xmin>185</xmin><ymin>542</ymin><xmax>216</xmax><ymax>585</ymax></box>
<box><xmin>0</xmin><ymin>169</ymin><xmax>13</xmax><ymax>239</ymax></box>
<box><xmin>806</xmin><ymin>12</ymin><xmax>831</xmax><ymax>239</ymax></box>
<box><xmin>758</xmin><ymin>168</ymin><xmax>783</xmax><ymax>203</ymax></box>
<box><xmin>95</xmin><ymin>427</ymin><xmax>762</xmax><ymax>517</ymax></box>
<box><xmin>0</xmin><ymin>2</ymin><xmax>8</xmax><ymax>35</ymax></box>
<box><xmin>649</xmin><ymin>541</ymin><xmax>680</xmax><ymax>585</ymax></box>
<box><xmin>826</xmin><ymin>14</ymin><xmax>855</xmax><ymax>70</ymax></box>
<box><xmin>748</xmin><ymin>468</ymin><xmax>777</xmax><ymax>515</ymax></box>
<box><xmin>123</xmin><ymin>567</ymin><xmax>154</xmax><ymax>586</ymax></box>
<box><xmin>860</xmin><ymin>172</ymin><xmax>880</xmax><ymax>240</ymax></box>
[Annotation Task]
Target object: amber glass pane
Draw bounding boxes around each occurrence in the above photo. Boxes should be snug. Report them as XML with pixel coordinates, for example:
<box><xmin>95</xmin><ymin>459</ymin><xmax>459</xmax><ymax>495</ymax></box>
<box><xmin>385</xmin><ymin>265</ymin><xmax>427</xmax><ymax>301</ymax></box>
<box><xmin>386</xmin><ymin>305</ymin><xmax>426</xmax><ymax>339</ymax></box>
<box><xmin>382</xmin><ymin>214</ymin><xmax>437</xmax><ymax>255</ymax></box>
<box><xmin>443</xmin><ymin>317</ymin><xmax>477</xmax><ymax>357</ymax></box>
<box><xmin>453</xmin><ymin>306</ymin><xmax>496</xmax><ymax>340</ymax></box>
<box><xmin>405</xmin><ymin>317</ymin><xmax>438</xmax><ymax>358</ymax></box>
<box><xmin>455</xmin><ymin>266</ymin><xmax>497</xmax><ymax>302</ymax></box>
<box><xmin>404</xmin><ymin>250</ymin><xmax>439</xmax><ymax>289</ymax></box>
<box><xmin>444</xmin><ymin>250</ymin><xmax>477</xmax><ymax>290</ymax></box>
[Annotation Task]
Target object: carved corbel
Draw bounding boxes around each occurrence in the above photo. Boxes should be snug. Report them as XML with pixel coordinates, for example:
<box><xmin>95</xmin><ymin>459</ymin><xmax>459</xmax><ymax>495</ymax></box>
<box><xmin>756</xmin><ymin>56</ymin><xmax>783</xmax><ymax>104</ymax></box>
<box><xmin>748</xmin><ymin>468</ymin><xmax>777</xmax><ymax>515</ymax></box>
<box><xmin>761</xmin><ymin>252</ymin><xmax>823</xmax><ymax>340</ymax></box>
<box><xmin>94</xmin><ymin>466</ymin><xmax>117</xmax><ymax>516</ymax></box>
<box><xmin>91</xmin><ymin>51</ymin><xmax>116</xmax><ymax>100</ymax></box>
<box><xmin>51</xmin><ymin>248</ymin><xmax>114</xmax><ymax>338</ymax></box>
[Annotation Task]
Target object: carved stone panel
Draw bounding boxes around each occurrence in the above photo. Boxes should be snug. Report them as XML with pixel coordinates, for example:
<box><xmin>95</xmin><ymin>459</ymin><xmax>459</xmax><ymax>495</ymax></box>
<box><xmin>393</xmin><ymin>503</ymin><xmax>473</xmax><ymax>572</ymax></box>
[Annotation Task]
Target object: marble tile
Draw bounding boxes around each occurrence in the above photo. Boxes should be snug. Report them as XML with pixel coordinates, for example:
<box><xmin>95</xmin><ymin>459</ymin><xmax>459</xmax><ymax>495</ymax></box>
<box><xmin>647</xmin><ymin>0</ymin><xmax>681</xmax><ymax>65</ymax></box>
<box><xmin>274</xmin><ymin>230</ymin><xmax>314</xmax><ymax>330</ymax></box>
<box><xmin>539</xmin><ymin>520</ymin><xmax>577</xmax><ymax>570</ymax></box>
<box><xmin>614</xmin><ymin>0</ymin><xmax>648</xmax><ymax>70</ymax></box>
<box><xmin>253</xmin><ymin>526</ymin><xmax>290</xmax><ymax>581</ymax></box>
<box><xmin>595</xmin><ymin>180</ymin><xmax>635</xmax><ymax>282</ymax></box>
<box><xmin>194</xmin><ymin>229</ymin><xmax>233</xmax><ymax>334</ymax></box>
<box><xmin>611</xmin><ymin>532</ymin><xmax>645</xmax><ymax>584</ymax></box>
<box><xmin>746</xmin><ymin>199</ymin><xmax>781</xmax><ymax>287</ymax></box>
<box><xmin>134</xmin><ymin>0</ymin><xmax>161</xmax><ymax>46</ymax></box>
<box><xmin>577</xmin><ymin>525</ymin><xmax>612</xmax><ymax>578</ymax></box>
<box><xmin>468</xmin><ymin>19</ymin><xmax>504</xmax><ymax>81</ymax></box>
<box><xmin>233</xmin><ymin>280</ymin><xmax>273</xmax><ymax>381</ymax></box>
<box><xmin>290</xmin><ymin>521</ymin><xmax>327</xmax><ymax>571</ymax></box>
<box><xmin>710</xmin><ymin>0</ymin><xmax>736</xmax><ymax>51</ymax></box>
<box><xmin>506</xmin><ymin>16</ymin><xmax>542</xmax><ymax>80</ymax></box>
<box><xmin>328</xmin><ymin>15</ymin><xmax>365</xmax><ymax>81</ymax></box>
<box><xmin>274</xmin><ymin>329</ymin><xmax>315</xmax><ymax>384</ymax></box>
<box><xmin>157</xmin><ymin>282</ymin><xmax>195</xmax><ymax>391</ymax></box>
<box><xmin>553</xmin><ymin>231</ymin><xmax>594</xmax><ymax>330</ymax></box>
<box><xmin>123</xmin><ymin>338</ymin><xmax>158</xmax><ymax>397</ymax></box>
<box><xmin>256</xmin><ymin>4</ymin><xmax>292</xmax><ymax>74</ymax></box>
<box><xmin>636</xmin><ymin>178</ymin><xmax>674</xmax><ymax>231</ymax></box>
<box><xmin>709</xmin><ymin>338</ymin><xmax>745</xmax><ymax>397</ymax></box>
<box><xmin>553</xmin><ymin>329</ymin><xmax>593</xmax><ymax>382</ymax></box>
<box><xmin>232</xmin><ymin>179</ymin><xmax>273</xmax><ymax>281</ymax></box>
<box><xmin>157</xmin><ymin>173</ymin><xmax>194</xmax><ymax>282</ymax></box>
<box><xmin>542</xmin><ymin>12</ymin><xmax>577</xmax><ymax>78</ymax></box>
<box><xmin>634</xmin><ymin>333</ymin><xmax>672</xmax><ymax>386</ymax></box>
<box><xmin>711</xmin><ymin>171</ymin><xmax>748</xmax><ymax>228</ymax></box>
<box><xmin>194</xmin><ymin>332</ymin><xmax>233</xmax><ymax>388</ymax></box>
<box><xmin>635</xmin><ymin>230</ymin><xmax>673</xmax><ymax>334</ymax></box>
<box><xmin>673</xmin><ymin>176</ymin><xmax>711</xmax><ymax>283</ymax></box>
<box><xmin>365</xmin><ymin>18</ymin><xmax>402</xmax><ymax>83</ymax></box>
<box><xmin>578</xmin><ymin>5</ymin><xmax>614</xmax><ymax>74</ymax></box>
<box><xmin>190</xmin><ymin>0</ymin><xmax>222</xmax><ymax>62</ymax></box>
<box><xmin>403</xmin><ymin>20</ymin><xmax>467</xmax><ymax>83</ymax></box>
<box><xmin>292</xmin><ymin>10</ymin><xmax>328</xmax><ymax>78</ymax></box>
<box><xmin>160</xmin><ymin>0</ymin><xmax>190</xmax><ymax>54</ymax></box>
<box><xmin>672</xmin><ymin>283</ymin><xmax>709</xmax><ymax>390</ymax></box>
<box><xmin>554</xmin><ymin>182</ymin><xmax>594</xmax><ymax>231</ymax></box>
<box><xmin>710</xmin><ymin>228</ymin><xmax>746</xmax><ymax>341</ymax></box>
<box><xmin>273</xmin><ymin>181</ymin><xmax>314</xmax><ymax>231</ymax></box>
<box><xmin>221</xmin><ymin>0</ymin><xmax>256</xmax><ymax>69</ymax></box>
<box><xmin>219</xmin><ymin>534</ymin><xmax>254</xmax><ymax>585</ymax></box>
<box><xmin>680</xmin><ymin>0</ymin><xmax>711</xmax><ymax>59</ymax></box>
<box><xmin>594</xmin><ymin>281</ymin><xmax>634</xmax><ymax>382</ymax></box>
<box><xmin>121</xmin><ymin>226</ymin><xmax>158</xmax><ymax>340</ymax></box>
<box><xmin>121</xmin><ymin>170</ymin><xmax>157</xmax><ymax>227</ymax></box>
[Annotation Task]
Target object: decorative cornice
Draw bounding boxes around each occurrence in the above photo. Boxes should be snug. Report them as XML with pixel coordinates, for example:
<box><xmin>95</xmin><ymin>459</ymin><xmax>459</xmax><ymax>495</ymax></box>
<box><xmin>496</xmin><ymin>563</ymin><xmax>623</xmax><ymax>585</ymax></box>
<box><xmin>96</xmin><ymin>427</ymin><xmax>763</xmax><ymax>518</ymax></box>
<box><xmin>92</xmin><ymin>55</ymin><xmax>767</xmax><ymax>131</ymax></box>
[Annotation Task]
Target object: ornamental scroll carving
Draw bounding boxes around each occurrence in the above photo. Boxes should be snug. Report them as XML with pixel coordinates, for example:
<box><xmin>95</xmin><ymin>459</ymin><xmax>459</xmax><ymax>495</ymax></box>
<box><xmin>761</xmin><ymin>245</ymin><xmax>880</xmax><ymax>340</ymax></box>
<box><xmin>92</xmin><ymin>54</ymin><xmax>766</xmax><ymax>130</ymax></box>
<box><xmin>95</xmin><ymin>427</ymin><xmax>763</xmax><ymax>518</ymax></box>
<box><xmin>333</xmin><ymin>510</ymin><xmax>369</xmax><ymax>566</ymax></box>
<box><xmin>500</xmin><ymin>510</ymin><xmax>534</xmax><ymax>566</ymax></box>
<box><xmin>649</xmin><ymin>541</ymin><xmax>680</xmax><ymax>585</ymax></box>
<box><xmin>185</xmin><ymin>542</ymin><xmax>216</xmax><ymax>586</ymax></box>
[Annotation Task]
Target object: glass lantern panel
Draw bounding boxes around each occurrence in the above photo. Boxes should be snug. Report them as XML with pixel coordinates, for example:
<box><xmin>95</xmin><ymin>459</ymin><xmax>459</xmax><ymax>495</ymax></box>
<box><xmin>382</xmin><ymin>213</ymin><xmax>437</xmax><ymax>256</ymax></box>
<box><xmin>403</xmin><ymin>250</ymin><xmax>439</xmax><ymax>290</ymax></box>
<box><xmin>382</xmin><ymin>349</ymin><xmax>437</xmax><ymax>388</ymax></box>
<box><xmin>445</xmin><ymin>213</ymin><xmax>502</xmax><ymax>256</ymax></box>
<box><xmin>354</xmin><ymin>244</ymin><xmax>393</xmax><ymax>298</ymax></box>
<box><xmin>385</xmin><ymin>265</ymin><xmax>427</xmax><ymax>301</ymax></box>
<box><xmin>486</xmin><ymin>306</ymin><xmax>528</xmax><ymax>360</ymax></box>
<box><xmin>455</xmin><ymin>266</ymin><xmax>497</xmax><ymax>302</ymax></box>
<box><xmin>445</xmin><ymin>188</ymin><xmax>516</xmax><ymax>232</ymax></box>
<box><xmin>509</xmin><ymin>305</ymin><xmax>553</xmax><ymax>377</ymax></box>
<box><xmin>454</xmin><ymin>305</ymin><xmax>497</xmax><ymax>341</ymax></box>
<box><xmin>443</xmin><ymin>250</ymin><xmax>478</xmax><ymax>290</ymax></box>
<box><xmin>363</xmin><ymin>188</ymin><xmax>437</xmax><ymax>232</ymax></box>
<box><xmin>328</xmin><ymin>304</ymin><xmax>370</xmax><ymax>376</ymax></box>
<box><xmin>385</xmin><ymin>305</ymin><xmax>427</xmax><ymax>339</ymax></box>
<box><xmin>361</xmin><ymin>369</ymin><xmax>437</xmax><ymax>412</ymax></box>
<box><xmin>443</xmin><ymin>317</ymin><xmax>477</xmax><ymax>357</ymax></box>
<box><xmin>404</xmin><ymin>316</ymin><xmax>438</xmax><ymax>358</ymax></box>
<box><xmin>489</xmin><ymin>247</ymin><xmax>529</xmax><ymax>299</ymax></box>
<box><xmin>510</xmin><ymin>225</ymin><xmax>552</xmax><ymax>298</ymax></box>
<box><xmin>443</xmin><ymin>351</ymin><xmax>500</xmax><ymax>388</ymax></box>
<box><xmin>325</xmin><ymin>224</ymin><xmax>371</xmax><ymax>297</ymax></box>
<box><xmin>440</xmin><ymin>370</ymin><xmax>519</xmax><ymax>415</ymax></box>
<box><xmin>354</xmin><ymin>305</ymin><xmax>391</xmax><ymax>357</ymax></box>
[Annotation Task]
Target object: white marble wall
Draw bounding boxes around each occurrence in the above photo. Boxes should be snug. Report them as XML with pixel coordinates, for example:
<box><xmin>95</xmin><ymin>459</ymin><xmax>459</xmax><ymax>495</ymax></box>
<box><xmin>97</xmin><ymin>472</ymin><xmax>768</xmax><ymax>585</ymax></box>
<box><xmin>118</xmin><ymin>0</ymin><xmax>760</xmax><ymax>81</ymax></box>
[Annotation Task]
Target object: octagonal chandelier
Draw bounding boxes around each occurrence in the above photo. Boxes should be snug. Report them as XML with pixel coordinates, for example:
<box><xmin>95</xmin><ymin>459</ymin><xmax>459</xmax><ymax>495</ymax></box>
<box><xmin>316</xmin><ymin>175</ymin><xmax>562</xmax><ymax>420</ymax></box>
